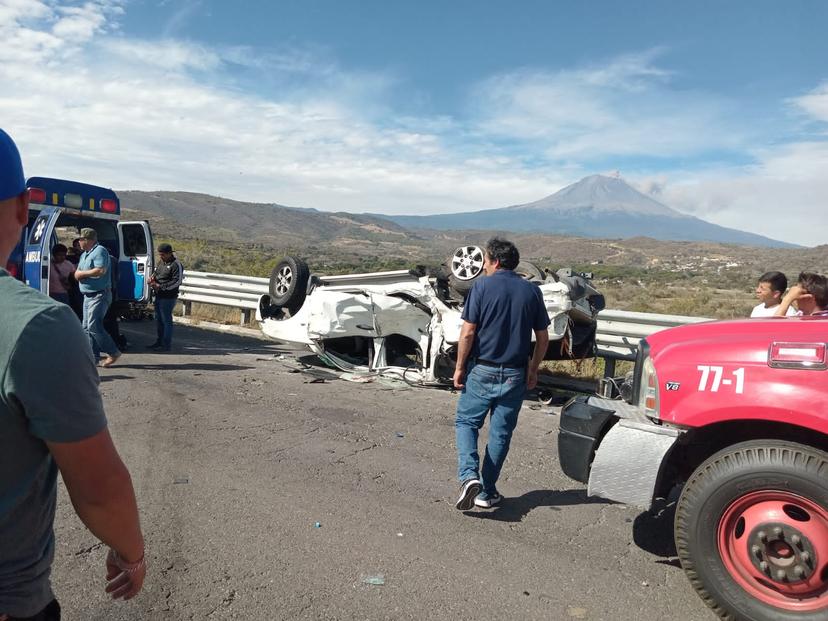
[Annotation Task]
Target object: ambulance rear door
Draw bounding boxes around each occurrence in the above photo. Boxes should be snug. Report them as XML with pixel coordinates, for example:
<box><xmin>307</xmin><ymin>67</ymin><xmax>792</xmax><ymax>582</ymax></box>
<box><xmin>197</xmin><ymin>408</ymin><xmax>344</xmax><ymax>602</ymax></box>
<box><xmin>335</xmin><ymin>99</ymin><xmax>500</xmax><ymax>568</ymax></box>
<box><xmin>117</xmin><ymin>221</ymin><xmax>154</xmax><ymax>303</ymax></box>
<box><xmin>23</xmin><ymin>207</ymin><xmax>60</xmax><ymax>294</ymax></box>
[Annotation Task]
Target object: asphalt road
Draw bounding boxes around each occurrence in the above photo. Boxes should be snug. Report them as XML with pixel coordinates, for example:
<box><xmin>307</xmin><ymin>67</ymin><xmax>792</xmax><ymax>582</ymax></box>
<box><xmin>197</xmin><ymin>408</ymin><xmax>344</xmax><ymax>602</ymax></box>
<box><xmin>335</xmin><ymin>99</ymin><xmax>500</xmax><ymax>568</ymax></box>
<box><xmin>50</xmin><ymin>320</ymin><xmax>717</xmax><ymax>620</ymax></box>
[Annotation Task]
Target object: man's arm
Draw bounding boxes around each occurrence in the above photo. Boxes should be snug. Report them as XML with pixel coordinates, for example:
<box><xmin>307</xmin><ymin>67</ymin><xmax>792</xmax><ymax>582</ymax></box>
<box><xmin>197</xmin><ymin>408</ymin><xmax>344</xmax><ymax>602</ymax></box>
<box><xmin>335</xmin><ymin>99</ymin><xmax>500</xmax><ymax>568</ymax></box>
<box><xmin>527</xmin><ymin>329</ymin><xmax>549</xmax><ymax>390</ymax></box>
<box><xmin>454</xmin><ymin>320</ymin><xmax>476</xmax><ymax>389</ymax></box>
<box><xmin>75</xmin><ymin>266</ymin><xmax>106</xmax><ymax>280</ymax></box>
<box><xmin>75</xmin><ymin>250</ymin><xmax>108</xmax><ymax>281</ymax></box>
<box><xmin>47</xmin><ymin>428</ymin><xmax>146</xmax><ymax>598</ymax></box>
<box><xmin>775</xmin><ymin>285</ymin><xmax>803</xmax><ymax>316</ymax></box>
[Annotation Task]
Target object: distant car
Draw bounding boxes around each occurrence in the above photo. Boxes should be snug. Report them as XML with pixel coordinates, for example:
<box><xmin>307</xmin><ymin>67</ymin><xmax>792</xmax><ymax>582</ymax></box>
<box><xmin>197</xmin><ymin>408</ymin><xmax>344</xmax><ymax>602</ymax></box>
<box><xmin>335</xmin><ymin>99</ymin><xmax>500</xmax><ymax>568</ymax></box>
<box><xmin>256</xmin><ymin>245</ymin><xmax>605</xmax><ymax>384</ymax></box>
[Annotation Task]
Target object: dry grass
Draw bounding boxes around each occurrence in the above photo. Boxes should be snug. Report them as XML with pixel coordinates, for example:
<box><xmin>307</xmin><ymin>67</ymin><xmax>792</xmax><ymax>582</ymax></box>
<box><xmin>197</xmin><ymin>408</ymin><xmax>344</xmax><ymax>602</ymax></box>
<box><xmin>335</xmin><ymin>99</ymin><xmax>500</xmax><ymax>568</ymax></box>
<box><xmin>541</xmin><ymin>358</ymin><xmax>634</xmax><ymax>381</ymax></box>
<box><xmin>180</xmin><ymin>302</ymin><xmax>259</xmax><ymax>328</ymax></box>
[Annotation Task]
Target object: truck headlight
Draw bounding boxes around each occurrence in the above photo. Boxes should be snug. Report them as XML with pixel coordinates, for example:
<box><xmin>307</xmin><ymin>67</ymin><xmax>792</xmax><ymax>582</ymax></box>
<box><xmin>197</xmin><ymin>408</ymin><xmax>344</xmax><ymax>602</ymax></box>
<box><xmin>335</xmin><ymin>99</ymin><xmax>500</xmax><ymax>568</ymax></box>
<box><xmin>638</xmin><ymin>356</ymin><xmax>660</xmax><ymax>416</ymax></box>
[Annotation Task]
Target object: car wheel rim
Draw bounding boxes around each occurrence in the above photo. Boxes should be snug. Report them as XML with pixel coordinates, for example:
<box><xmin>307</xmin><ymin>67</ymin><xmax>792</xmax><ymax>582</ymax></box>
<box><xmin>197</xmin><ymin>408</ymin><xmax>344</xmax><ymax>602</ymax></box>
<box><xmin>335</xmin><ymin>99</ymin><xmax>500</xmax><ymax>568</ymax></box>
<box><xmin>276</xmin><ymin>265</ymin><xmax>293</xmax><ymax>297</ymax></box>
<box><xmin>717</xmin><ymin>490</ymin><xmax>828</xmax><ymax>611</ymax></box>
<box><xmin>451</xmin><ymin>246</ymin><xmax>484</xmax><ymax>281</ymax></box>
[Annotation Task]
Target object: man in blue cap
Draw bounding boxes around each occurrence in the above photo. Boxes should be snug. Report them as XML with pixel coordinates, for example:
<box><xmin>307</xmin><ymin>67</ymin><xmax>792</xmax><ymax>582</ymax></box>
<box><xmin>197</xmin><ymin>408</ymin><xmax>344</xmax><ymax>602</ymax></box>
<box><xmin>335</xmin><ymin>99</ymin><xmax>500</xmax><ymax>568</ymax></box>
<box><xmin>0</xmin><ymin>129</ymin><xmax>146</xmax><ymax>619</ymax></box>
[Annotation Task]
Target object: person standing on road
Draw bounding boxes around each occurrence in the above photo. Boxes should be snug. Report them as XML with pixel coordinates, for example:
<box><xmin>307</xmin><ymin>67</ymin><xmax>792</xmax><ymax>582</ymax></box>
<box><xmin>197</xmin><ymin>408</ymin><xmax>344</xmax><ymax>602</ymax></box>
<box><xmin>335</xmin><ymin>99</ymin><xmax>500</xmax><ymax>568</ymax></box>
<box><xmin>147</xmin><ymin>243</ymin><xmax>183</xmax><ymax>352</ymax></box>
<box><xmin>453</xmin><ymin>237</ymin><xmax>550</xmax><ymax>511</ymax></box>
<box><xmin>0</xmin><ymin>129</ymin><xmax>146</xmax><ymax>620</ymax></box>
<box><xmin>74</xmin><ymin>227</ymin><xmax>121</xmax><ymax>367</ymax></box>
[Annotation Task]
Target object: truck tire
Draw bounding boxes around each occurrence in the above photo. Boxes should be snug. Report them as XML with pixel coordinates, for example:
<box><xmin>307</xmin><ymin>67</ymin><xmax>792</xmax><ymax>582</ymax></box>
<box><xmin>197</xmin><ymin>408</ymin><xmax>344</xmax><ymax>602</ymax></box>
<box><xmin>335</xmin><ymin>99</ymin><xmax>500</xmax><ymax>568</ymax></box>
<box><xmin>269</xmin><ymin>256</ymin><xmax>310</xmax><ymax>314</ymax></box>
<box><xmin>675</xmin><ymin>440</ymin><xmax>828</xmax><ymax>621</ymax></box>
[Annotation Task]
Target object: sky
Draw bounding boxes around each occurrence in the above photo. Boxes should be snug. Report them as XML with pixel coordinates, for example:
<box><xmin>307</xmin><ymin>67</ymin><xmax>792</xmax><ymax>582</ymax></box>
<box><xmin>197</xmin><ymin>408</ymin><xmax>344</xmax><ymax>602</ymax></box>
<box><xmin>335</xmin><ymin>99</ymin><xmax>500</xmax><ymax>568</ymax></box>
<box><xmin>1</xmin><ymin>0</ymin><xmax>827</xmax><ymax>246</ymax></box>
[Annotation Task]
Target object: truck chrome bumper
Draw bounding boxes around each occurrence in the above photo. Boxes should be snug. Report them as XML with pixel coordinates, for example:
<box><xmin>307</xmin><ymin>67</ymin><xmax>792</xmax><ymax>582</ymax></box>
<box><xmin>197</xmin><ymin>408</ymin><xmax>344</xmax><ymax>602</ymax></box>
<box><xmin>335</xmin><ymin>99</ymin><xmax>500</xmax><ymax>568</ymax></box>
<box><xmin>559</xmin><ymin>396</ymin><xmax>682</xmax><ymax>509</ymax></box>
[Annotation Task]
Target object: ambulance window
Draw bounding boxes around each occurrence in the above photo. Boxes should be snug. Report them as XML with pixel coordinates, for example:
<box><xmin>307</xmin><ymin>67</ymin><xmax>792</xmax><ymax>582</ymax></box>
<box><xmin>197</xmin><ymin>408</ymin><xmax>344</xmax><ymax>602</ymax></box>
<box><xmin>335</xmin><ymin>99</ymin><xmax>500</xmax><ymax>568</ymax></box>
<box><xmin>122</xmin><ymin>224</ymin><xmax>147</xmax><ymax>256</ymax></box>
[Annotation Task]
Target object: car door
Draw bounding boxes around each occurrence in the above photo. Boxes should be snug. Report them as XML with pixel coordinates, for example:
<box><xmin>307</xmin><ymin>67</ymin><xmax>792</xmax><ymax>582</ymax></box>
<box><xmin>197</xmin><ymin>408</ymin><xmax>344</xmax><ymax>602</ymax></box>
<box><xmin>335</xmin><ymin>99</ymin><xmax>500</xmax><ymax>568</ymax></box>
<box><xmin>23</xmin><ymin>207</ymin><xmax>61</xmax><ymax>294</ymax></box>
<box><xmin>117</xmin><ymin>221</ymin><xmax>154</xmax><ymax>303</ymax></box>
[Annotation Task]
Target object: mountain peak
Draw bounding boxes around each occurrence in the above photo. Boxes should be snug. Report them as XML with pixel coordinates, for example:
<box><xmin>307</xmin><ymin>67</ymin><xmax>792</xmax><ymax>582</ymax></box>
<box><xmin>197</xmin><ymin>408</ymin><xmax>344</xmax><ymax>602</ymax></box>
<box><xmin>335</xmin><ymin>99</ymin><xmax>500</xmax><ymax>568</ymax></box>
<box><xmin>512</xmin><ymin>173</ymin><xmax>684</xmax><ymax>218</ymax></box>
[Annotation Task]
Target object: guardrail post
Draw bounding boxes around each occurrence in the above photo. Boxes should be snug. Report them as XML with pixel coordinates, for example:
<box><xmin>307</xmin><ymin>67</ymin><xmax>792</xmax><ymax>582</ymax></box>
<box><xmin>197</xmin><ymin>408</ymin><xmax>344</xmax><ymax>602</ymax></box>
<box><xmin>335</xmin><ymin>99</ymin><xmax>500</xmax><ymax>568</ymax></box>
<box><xmin>182</xmin><ymin>300</ymin><xmax>192</xmax><ymax>317</ymax></box>
<box><xmin>603</xmin><ymin>357</ymin><xmax>616</xmax><ymax>378</ymax></box>
<box><xmin>240</xmin><ymin>309</ymin><xmax>252</xmax><ymax>325</ymax></box>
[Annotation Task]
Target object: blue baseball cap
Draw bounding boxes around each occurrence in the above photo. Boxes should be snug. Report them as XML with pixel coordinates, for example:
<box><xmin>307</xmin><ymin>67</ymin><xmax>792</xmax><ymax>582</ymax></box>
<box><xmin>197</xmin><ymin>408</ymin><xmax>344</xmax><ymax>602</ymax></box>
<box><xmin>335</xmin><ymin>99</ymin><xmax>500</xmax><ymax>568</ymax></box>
<box><xmin>0</xmin><ymin>128</ymin><xmax>26</xmax><ymax>201</ymax></box>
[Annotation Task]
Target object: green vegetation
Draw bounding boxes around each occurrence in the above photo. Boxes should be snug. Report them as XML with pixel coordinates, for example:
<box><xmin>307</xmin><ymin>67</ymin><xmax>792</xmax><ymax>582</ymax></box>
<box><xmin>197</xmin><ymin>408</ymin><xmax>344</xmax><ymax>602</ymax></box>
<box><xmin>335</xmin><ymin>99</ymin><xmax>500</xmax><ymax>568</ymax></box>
<box><xmin>159</xmin><ymin>231</ymin><xmax>824</xmax><ymax>321</ymax></box>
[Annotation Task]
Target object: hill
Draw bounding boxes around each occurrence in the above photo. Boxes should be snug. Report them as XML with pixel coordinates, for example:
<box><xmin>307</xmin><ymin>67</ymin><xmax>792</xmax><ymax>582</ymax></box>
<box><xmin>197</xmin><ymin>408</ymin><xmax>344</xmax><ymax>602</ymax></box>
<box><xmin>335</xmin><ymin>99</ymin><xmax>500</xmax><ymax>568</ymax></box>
<box><xmin>118</xmin><ymin>188</ymin><xmax>827</xmax><ymax>318</ymax></box>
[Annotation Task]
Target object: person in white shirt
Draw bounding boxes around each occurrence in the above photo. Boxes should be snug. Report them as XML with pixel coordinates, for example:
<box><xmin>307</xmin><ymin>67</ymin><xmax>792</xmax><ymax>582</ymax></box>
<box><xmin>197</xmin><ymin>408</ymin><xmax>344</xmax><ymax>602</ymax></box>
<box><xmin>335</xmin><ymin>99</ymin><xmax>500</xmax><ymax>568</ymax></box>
<box><xmin>750</xmin><ymin>271</ymin><xmax>795</xmax><ymax>317</ymax></box>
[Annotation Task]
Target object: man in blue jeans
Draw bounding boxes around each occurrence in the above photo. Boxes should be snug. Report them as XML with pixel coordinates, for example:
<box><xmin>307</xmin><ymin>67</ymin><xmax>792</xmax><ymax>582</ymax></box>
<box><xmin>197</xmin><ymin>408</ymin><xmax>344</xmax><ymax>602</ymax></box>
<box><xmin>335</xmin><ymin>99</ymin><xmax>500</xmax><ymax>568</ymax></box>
<box><xmin>453</xmin><ymin>238</ymin><xmax>550</xmax><ymax>510</ymax></box>
<box><xmin>75</xmin><ymin>228</ymin><xmax>121</xmax><ymax>368</ymax></box>
<box><xmin>147</xmin><ymin>243</ymin><xmax>183</xmax><ymax>352</ymax></box>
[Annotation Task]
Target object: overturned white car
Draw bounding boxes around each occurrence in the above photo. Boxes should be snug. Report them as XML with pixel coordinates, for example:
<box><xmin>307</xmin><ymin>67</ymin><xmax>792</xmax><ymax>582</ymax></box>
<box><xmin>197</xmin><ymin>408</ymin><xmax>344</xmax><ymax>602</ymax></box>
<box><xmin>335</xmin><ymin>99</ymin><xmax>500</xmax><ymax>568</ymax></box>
<box><xmin>256</xmin><ymin>246</ymin><xmax>605</xmax><ymax>385</ymax></box>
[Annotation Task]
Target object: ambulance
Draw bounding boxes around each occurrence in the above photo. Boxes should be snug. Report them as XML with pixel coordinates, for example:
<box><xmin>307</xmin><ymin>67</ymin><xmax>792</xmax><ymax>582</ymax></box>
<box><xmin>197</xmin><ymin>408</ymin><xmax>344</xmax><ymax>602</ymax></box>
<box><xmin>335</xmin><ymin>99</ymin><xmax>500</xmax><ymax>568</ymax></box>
<box><xmin>7</xmin><ymin>177</ymin><xmax>154</xmax><ymax>312</ymax></box>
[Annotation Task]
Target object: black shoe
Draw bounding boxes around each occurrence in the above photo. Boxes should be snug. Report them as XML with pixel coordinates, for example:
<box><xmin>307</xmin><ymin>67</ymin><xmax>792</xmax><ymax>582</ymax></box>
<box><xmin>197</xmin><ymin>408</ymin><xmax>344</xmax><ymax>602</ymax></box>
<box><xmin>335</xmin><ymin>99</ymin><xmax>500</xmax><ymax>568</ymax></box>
<box><xmin>455</xmin><ymin>479</ymin><xmax>482</xmax><ymax>511</ymax></box>
<box><xmin>146</xmin><ymin>342</ymin><xmax>163</xmax><ymax>349</ymax></box>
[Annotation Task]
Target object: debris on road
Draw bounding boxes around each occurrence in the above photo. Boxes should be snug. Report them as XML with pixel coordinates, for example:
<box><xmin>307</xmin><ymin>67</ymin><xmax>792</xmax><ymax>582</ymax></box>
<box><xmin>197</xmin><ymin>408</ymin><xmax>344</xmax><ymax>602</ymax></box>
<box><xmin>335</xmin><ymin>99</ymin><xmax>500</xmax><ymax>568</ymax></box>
<box><xmin>362</xmin><ymin>575</ymin><xmax>385</xmax><ymax>586</ymax></box>
<box><xmin>340</xmin><ymin>373</ymin><xmax>375</xmax><ymax>383</ymax></box>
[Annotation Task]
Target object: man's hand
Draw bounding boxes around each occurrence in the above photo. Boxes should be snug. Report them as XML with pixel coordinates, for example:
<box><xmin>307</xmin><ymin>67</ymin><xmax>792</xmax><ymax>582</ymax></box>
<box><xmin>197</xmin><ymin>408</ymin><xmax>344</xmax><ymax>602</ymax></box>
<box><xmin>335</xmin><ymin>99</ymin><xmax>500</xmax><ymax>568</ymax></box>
<box><xmin>105</xmin><ymin>548</ymin><xmax>146</xmax><ymax>600</ymax></box>
<box><xmin>453</xmin><ymin>368</ymin><xmax>465</xmax><ymax>389</ymax></box>
<box><xmin>776</xmin><ymin>284</ymin><xmax>809</xmax><ymax>316</ymax></box>
<box><xmin>785</xmin><ymin>284</ymin><xmax>805</xmax><ymax>301</ymax></box>
<box><xmin>527</xmin><ymin>368</ymin><xmax>539</xmax><ymax>390</ymax></box>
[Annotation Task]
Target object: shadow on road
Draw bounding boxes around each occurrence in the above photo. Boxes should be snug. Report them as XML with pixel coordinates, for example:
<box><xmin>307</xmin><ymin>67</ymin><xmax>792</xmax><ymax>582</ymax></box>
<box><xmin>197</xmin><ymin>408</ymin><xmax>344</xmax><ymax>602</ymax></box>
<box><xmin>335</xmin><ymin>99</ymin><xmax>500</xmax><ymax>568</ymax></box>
<box><xmin>111</xmin><ymin>363</ymin><xmax>255</xmax><ymax>372</ymax></box>
<box><xmin>465</xmin><ymin>488</ymin><xmax>610</xmax><ymax>523</ymax></box>
<box><xmin>98</xmin><ymin>374</ymin><xmax>134</xmax><ymax>382</ymax></box>
<box><xmin>119</xmin><ymin>321</ymin><xmax>279</xmax><ymax>357</ymax></box>
<box><xmin>632</xmin><ymin>499</ymin><xmax>679</xmax><ymax>564</ymax></box>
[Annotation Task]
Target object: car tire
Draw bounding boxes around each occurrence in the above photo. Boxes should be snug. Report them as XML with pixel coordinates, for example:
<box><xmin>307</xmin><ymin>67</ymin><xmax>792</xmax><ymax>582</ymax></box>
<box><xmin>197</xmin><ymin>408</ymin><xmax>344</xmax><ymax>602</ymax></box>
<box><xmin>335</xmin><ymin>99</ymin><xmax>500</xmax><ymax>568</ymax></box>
<box><xmin>515</xmin><ymin>261</ymin><xmax>545</xmax><ymax>283</ymax></box>
<box><xmin>674</xmin><ymin>440</ymin><xmax>828</xmax><ymax>621</ymax></box>
<box><xmin>269</xmin><ymin>256</ymin><xmax>310</xmax><ymax>313</ymax></box>
<box><xmin>447</xmin><ymin>245</ymin><xmax>485</xmax><ymax>296</ymax></box>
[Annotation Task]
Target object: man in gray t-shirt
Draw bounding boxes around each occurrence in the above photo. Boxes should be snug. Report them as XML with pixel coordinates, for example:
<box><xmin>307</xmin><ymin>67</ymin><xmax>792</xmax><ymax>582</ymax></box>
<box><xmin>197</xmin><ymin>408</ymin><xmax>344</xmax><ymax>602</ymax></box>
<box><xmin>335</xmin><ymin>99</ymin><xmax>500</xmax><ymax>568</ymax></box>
<box><xmin>0</xmin><ymin>129</ymin><xmax>146</xmax><ymax>619</ymax></box>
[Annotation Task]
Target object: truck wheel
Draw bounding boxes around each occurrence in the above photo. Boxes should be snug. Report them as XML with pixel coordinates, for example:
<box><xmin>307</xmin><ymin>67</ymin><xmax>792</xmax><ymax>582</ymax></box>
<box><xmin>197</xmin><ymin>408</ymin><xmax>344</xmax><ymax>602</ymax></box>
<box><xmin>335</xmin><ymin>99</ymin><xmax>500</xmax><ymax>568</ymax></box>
<box><xmin>675</xmin><ymin>440</ymin><xmax>828</xmax><ymax>620</ymax></box>
<box><xmin>269</xmin><ymin>256</ymin><xmax>310</xmax><ymax>313</ymax></box>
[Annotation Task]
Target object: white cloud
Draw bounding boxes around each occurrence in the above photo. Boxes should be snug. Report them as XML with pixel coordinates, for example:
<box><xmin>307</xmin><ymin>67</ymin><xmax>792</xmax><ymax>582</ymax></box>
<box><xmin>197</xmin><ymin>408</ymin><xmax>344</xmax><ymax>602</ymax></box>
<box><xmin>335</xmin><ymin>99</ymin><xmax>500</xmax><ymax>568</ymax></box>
<box><xmin>634</xmin><ymin>85</ymin><xmax>828</xmax><ymax>247</ymax></box>
<box><xmin>790</xmin><ymin>82</ymin><xmax>828</xmax><ymax>127</ymax></box>
<box><xmin>0</xmin><ymin>1</ymin><xmax>567</xmax><ymax>217</ymax></box>
<box><xmin>53</xmin><ymin>1</ymin><xmax>119</xmax><ymax>40</ymax></box>
<box><xmin>0</xmin><ymin>4</ymin><xmax>825</xmax><ymax>246</ymax></box>
<box><xmin>473</xmin><ymin>50</ymin><xmax>745</xmax><ymax>160</ymax></box>
<box><xmin>102</xmin><ymin>38</ymin><xmax>220</xmax><ymax>72</ymax></box>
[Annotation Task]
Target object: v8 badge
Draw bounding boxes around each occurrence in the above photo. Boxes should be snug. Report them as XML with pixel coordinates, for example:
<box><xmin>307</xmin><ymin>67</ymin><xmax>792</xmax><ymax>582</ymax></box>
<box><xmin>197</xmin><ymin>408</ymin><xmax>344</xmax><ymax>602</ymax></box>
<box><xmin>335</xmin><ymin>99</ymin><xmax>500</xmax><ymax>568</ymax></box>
<box><xmin>665</xmin><ymin>381</ymin><xmax>681</xmax><ymax>391</ymax></box>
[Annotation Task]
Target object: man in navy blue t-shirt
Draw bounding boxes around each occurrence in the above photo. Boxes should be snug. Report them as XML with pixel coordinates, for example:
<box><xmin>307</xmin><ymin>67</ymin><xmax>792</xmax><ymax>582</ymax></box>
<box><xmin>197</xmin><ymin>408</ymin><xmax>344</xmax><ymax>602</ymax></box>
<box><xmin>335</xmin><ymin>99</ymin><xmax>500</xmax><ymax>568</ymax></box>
<box><xmin>453</xmin><ymin>238</ymin><xmax>550</xmax><ymax>511</ymax></box>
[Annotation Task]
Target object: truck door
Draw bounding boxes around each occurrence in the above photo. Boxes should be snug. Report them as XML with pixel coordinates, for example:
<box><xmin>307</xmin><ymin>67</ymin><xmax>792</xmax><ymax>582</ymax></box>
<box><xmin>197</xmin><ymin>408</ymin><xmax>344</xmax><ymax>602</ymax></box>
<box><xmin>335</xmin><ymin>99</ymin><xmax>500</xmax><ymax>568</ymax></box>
<box><xmin>23</xmin><ymin>207</ymin><xmax>60</xmax><ymax>294</ymax></box>
<box><xmin>117</xmin><ymin>221</ymin><xmax>154</xmax><ymax>303</ymax></box>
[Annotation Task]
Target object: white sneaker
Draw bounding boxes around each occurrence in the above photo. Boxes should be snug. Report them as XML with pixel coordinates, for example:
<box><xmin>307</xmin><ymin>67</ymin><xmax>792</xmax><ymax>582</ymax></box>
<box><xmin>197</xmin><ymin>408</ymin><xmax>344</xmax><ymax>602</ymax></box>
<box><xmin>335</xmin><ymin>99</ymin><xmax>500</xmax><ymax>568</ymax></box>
<box><xmin>474</xmin><ymin>492</ymin><xmax>503</xmax><ymax>508</ymax></box>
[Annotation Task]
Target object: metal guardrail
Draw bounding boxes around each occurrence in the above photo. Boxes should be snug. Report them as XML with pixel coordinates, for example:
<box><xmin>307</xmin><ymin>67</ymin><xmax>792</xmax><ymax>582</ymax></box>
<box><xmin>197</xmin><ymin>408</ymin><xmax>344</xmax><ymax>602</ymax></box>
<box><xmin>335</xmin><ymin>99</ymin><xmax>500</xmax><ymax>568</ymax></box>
<box><xmin>179</xmin><ymin>272</ymin><xmax>712</xmax><ymax>360</ymax></box>
<box><xmin>179</xmin><ymin>271</ymin><xmax>269</xmax><ymax>323</ymax></box>
<box><xmin>595</xmin><ymin>309</ymin><xmax>711</xmax><ymax>360</ymax></box>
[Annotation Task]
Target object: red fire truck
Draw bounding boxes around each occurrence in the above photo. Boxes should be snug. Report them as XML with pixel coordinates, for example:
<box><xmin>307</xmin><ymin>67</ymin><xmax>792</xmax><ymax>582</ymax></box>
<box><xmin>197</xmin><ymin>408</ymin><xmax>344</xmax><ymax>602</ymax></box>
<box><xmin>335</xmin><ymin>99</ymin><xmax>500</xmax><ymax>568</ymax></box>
<box><xmin>559</xmin><ymin>316</ymin><xmax>828</xmax><ymax>620</ymax></box>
